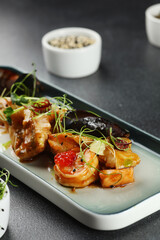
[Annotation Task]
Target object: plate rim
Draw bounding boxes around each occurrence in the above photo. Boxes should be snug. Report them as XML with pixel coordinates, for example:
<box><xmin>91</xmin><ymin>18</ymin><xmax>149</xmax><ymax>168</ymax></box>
<box><xmin>1</xmin><ymin>152</ymin><xmax>160</xmax><ymax>231</ymax></box>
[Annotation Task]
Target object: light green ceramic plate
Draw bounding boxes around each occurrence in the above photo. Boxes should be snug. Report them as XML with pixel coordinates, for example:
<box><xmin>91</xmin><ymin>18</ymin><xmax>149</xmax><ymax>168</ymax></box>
<box><xmin>0</xmin><ymin>67</ymin><xmax>160</xmax><ymax>230</ymax></box>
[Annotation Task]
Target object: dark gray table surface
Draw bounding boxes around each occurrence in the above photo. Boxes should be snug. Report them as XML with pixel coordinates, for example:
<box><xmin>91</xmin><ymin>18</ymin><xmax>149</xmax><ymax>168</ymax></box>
<box><xmin>0</xmin><ymin>0</ymin><xmax>160</xmax><ymax>239</ymax></box>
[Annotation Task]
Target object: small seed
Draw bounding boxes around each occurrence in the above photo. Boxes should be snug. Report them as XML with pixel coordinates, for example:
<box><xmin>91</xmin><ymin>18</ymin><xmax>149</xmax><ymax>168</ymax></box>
<box><xmin>49</xmin><ymin>35</ymin><xmax>95</xmax><ymax>49</ymax></box>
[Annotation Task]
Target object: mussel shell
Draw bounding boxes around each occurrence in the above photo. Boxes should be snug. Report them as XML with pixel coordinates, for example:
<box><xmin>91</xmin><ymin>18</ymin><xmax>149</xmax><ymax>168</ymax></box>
<box><xmin>64</xmin><ymin>110</ymin><xmax>129</xmax><ymax>138</ymax></box>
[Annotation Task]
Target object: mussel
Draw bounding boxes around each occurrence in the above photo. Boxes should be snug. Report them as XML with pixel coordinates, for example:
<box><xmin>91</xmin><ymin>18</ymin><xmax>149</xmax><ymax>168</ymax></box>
<box><xmin>64</xmin><ymin>110</ymin><xmax>129</xmax><ymax>138</ymax></box>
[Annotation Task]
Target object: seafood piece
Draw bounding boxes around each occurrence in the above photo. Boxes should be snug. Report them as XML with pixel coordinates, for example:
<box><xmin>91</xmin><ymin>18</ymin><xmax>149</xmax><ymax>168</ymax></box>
<box><xmin>0</xmin><ymin>97</ymin><xmax>13</xmax><ymax>129</ymax></box>
<box><xmin>99</xmin><ymin>138</ymin><xmax>140</xmax><ymax>169</ymax></box>
<box><xmin>0</xmin><ymin>97</ymin><xmax>12</xmax><ymax>110</ymax></box>
<box><xmin>48</xmin><ymin>133</ymin><xmax>80</xmax><ymax>154</ymax></box>
<box><xmin>99</xmin><ymin>167</ymin><xmax>134</xmax><ymax>188</ymax></box>
<box><xmin>54</xmin><ymin>149</ymin><xmax>99</xmax><ymax>187</ymax></box>
<box><xmin>71</xmin><ymin>134</ymin><xmax>93</xmax><ymax>148</ymax></box>
<box><xmin>64</xmin><ymin>110</ymin><xmax>129</xmax><ymax>138</ymax></box>
<box><xmin>9</xmin><ymin>108</ymin><xmax>52</xmax><ymax>160</ymax></box>
<box><xmin>48</xmin><ymin>133</ymin><xmax>92</xmax><ymax>154</ymax></box>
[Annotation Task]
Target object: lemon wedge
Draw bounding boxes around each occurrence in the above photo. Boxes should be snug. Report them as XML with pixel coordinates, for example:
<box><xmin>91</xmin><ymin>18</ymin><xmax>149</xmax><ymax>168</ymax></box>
<box><xmin>90</xmin><ymin>140</ymin><xmax>106</xmax><ymax>155</ymax></box>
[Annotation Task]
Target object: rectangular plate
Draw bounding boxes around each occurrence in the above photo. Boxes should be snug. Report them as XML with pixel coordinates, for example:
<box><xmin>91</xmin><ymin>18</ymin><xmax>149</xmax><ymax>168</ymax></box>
<box><xmin>0</xmin><ymin>66</ymin><xmax>160</xmax><ymax>230</ymax></box>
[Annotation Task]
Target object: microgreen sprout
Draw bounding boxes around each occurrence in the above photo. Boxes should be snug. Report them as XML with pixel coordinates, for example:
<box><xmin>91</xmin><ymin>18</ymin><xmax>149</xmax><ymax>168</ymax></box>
<box><xmin>66</xmin><ymin>127</ymin><xmax>113</xmax><ymax>149</ymax></box>
<box><xmin>51</xmin><ymin>94</ymin><xmax>74</xmax><ymax>133</ymax></box>
<box><xmin>0</xmin><ymin>169</ymin><xmax>17</xmax><ymax>200</ymax></box>
<box><xmin>53</xmin><ymin>94</ymin><xmax>73</xmax><ymax>110</ymax></box>
<box><xmin>86</xmin><ymin>110</ymin><xmax>101</xmax><ymax>117</ymax></box>
<box><xmin>11</xmin><ymin>93</ymin><xmax>29</xmax><ymax>106</ymax></box>
<box><xmin>3</xmin><ymin>107</ymin><xmax>14</xmax><ymax>125</ymax></box>
<box><xmin>0</xmin><ymin>88</ymin><xmax>7</xmax><ymax>97</ymax></box>
<box><xmin>9</xmin><ymin>64</ymin><xmax>37</xmax><ymax>97</ymax></box>
<box><xmin>109</xmin><ymin>127</ymin><xmax>131</xmax><ymax>151</ymax></box>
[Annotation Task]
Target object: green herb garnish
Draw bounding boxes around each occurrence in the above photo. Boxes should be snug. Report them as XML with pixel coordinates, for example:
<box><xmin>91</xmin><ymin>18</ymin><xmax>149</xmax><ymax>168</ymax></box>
<box><xmin>0</xmin><ymin>169</ymin><xmax>17</xmax><ymax>200</ymax></box>
<box><xmin>0</xmin><ymin>88</ymin><xmax>7</xmax><ymax>97</ymax></box>
<box><xmin>3</xmin><ymin>107</ymin><xmax>14</xmax><ymax>125</ymax></box>
<box><xmin>2</xmin><ymin>140</ymin><xmax>11</xmax><ymax>149</ymax></box>
<box><xmin>109</xmin><ymin>128</ymin><xmax>131</xmax><ymax>151</ymax></box>
<box><xmin>11</xmin><ymin>93</ymin><xmax>29</xmax><ymax>106</ymax></box>
<box><xmin>10</xmin><ymin>65</ymin><xmax>37</xmax><ymax>97</ymax></box>
<box><xmin>51</xmin><ymin>94</ymin><xmax>74</xmax><ymax>133</ymax></box>
<box><xmin>86</xmin><ymin>110</ymin><xmax>101</xmax><ymax>117</ymax></box>
<box><xmin>66</xmin><ymin>127</ymin><xmax>113</xmax><ymax>149</ymax></box>
<box><xmin>3</xmin><ymin>106</ymin><xmax>24</xmax><ymax>125</ymax></box>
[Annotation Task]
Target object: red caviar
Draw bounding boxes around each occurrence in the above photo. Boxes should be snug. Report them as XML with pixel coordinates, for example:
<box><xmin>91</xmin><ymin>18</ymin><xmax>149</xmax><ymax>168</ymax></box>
<box><xmin>32</xmin><ymin>99</ymin><xmax>51</xmax><ymax>113</ymax></box>
<box><xmin>54</xmin><ymin>150</ymin><xmax>77</xmax><ymax>167</ymax></box>
<box><xmin>114</xmin><ymin>138</ymin><xmax>132</xmax><ymax>150</ymax></box>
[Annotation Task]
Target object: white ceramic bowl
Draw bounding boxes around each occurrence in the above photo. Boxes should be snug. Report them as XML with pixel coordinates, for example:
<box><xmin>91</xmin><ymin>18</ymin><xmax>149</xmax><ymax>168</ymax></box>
<box><xmin>0</xmin><ymin>184</ymin><xmax>10</xmax><ymax>238</ymax></box>
<box><xmin>42</xmin><ymin>27</ymin><xmax>102</xmax><ymax>78</ymax></box>
<box><xmin>145</xmin><ymin>4</ymin><xmax>160</xmax><ymax>47</ymax></box>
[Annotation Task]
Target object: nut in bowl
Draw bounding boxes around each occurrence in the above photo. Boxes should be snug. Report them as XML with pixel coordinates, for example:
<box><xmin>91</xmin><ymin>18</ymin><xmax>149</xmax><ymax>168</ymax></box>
<box><xmin>145</xmin><ymin>4</ymin><xmax>160</xmax><ymax>47</ymax></box>
<box><xmin>42</xmin><ymin>27</ymin><xmax>102</xmax><ymax>78</ymax></box>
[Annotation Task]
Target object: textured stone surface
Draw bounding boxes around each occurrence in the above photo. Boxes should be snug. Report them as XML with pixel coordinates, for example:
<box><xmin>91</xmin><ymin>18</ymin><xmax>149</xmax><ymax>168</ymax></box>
<box><xmin>0</xmin><ymin>0</ymin><xmax>160</xmax><ymax>239</ymax></box>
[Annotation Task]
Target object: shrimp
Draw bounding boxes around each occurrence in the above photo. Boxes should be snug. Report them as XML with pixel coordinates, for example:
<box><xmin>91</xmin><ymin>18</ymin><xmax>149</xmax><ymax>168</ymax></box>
<box><xmin>48</xmin><ymin>133</ymin><xmax>93</xmax><ymax>155</ymax></box>
<box><xmin>99</xmin><ymin>138</ymin><xmax>140</xmax><ymax>169</ymax></box>
<box><xmin>99</xmin><ymin>167</ymin><xmax>134</xmax><ymax>188</ymax></box>
<box><xmin>54</xmin><ymin>149</ymin><xmax>99</xmax><ymax>188</ymax></box>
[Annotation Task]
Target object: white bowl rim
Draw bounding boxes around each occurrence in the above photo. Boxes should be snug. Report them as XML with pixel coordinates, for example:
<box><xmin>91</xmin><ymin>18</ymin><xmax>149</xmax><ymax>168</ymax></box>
<box><xmin>42</xmin><ymin>27</ymin><xmax>102</xmax><ymax>53</ymax></box>
<box><xmin>145</xmin><ymin>3</ymin><xmax>160</xmax><ymax>23</ymax></box>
